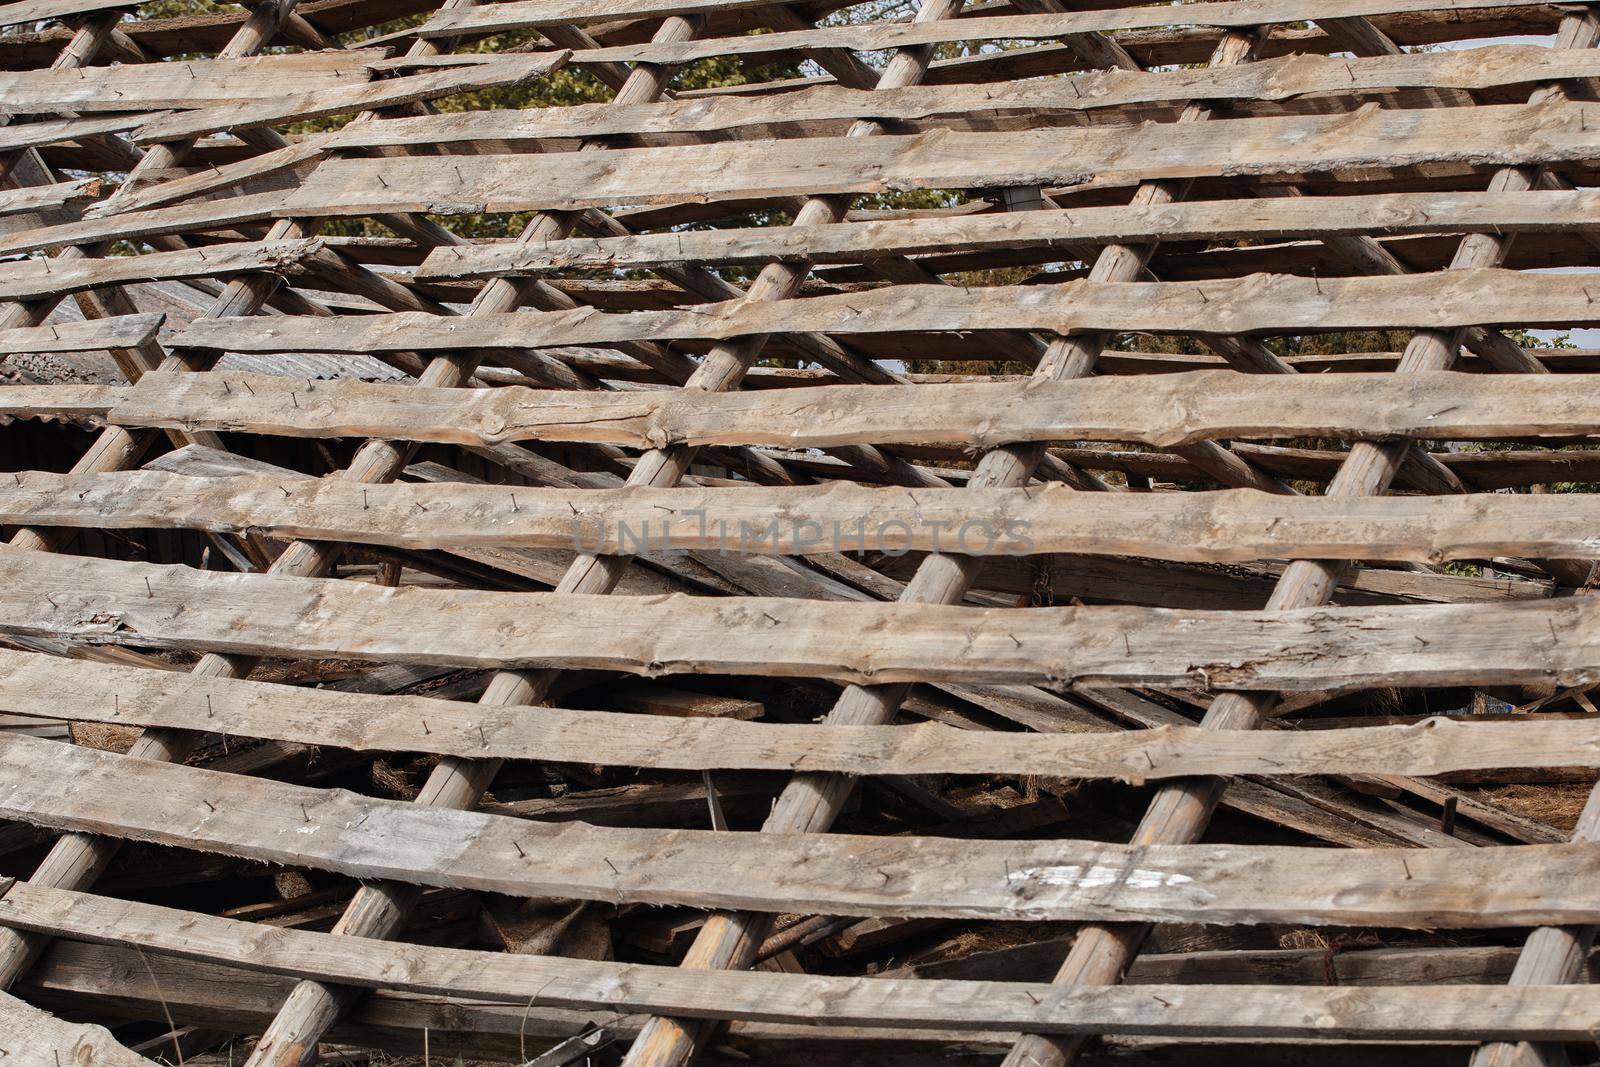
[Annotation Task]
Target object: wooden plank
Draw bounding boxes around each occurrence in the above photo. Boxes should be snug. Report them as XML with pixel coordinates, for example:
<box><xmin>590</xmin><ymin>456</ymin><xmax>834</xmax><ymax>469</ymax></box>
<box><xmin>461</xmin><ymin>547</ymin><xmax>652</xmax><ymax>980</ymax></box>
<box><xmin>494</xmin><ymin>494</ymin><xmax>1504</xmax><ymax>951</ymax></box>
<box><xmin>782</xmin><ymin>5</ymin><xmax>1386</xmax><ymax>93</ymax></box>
<box><xmin>0</xmin><ymin>315</ymin><xmax>162</xmax><ymax>356</ymax></box>
<box><xmin>22</xmin><ymin>941</ymin><xmax>1009</xmax><ymax>1064</ymax></box>
<box><xmin>4</xmin><ymin>648</ymin><xmax>1600</xmax><ymax>779</ymax></box>
<box><xmin>9</xmin><ymin>880</ymin><xmax>1600</xmax><ymax>1038</ymax></box>
<box><xmin>0</xmin><ymin>984</ymin><xmax>157</xmax><ymax>1067</ymax></box>
<box><xmin>333</xmin><ymin>46</ymin><xmax>1600</xmax><ymax>152</ymax></box>
<box><xmin>0</xmin><ymin>385</ymin><xmax>123</xmax><ymax>419</ymax></box>
<box><xmin>98</xmin><ymin>368</ymin><xmax>1600</xmax><ymax>451</ymax></box>
<box><xmin>0</xmin><ymin>191</ymin><xmax>288</xmax><ymax>259</ymax></box>
<box><xmin>6</xmin><ymin>734</ymin><xmax>1600</xmax><ymax>924</ymax></box>
<box><xmin>0</xmin><ymin>176</ymin><xmax>101</xmax><ymax>218</ymax></box>
<box><xmin>276</xmin><ymin>101</ymin><xmax>1600</xmax><ymax>216</ymax></box>
<box><xmin>421</xmin><ymin>0</ymin><xmax>841</xmax><ymax>31</ymax></box>
<box><xmin>130</xmin><ymin>52</ymin><xmax>570</xmax><ymax>144</ymax></box>
<box><xmin>0</xmin><ymin>112</ymin><xmax>159</xmax><ymax>154</ymax></box>
<box><xmin>0</xmin><ymin>549</ymin><xmax>1595</xmax><ymax>691</ymax></box>
<box><xmin>416</xmin><ymin>189</ymin><xmax>1600</xmax><ymax>278</ymax></box>
<box><xmin>0</xmin><ymin>0</ymin><xmax>131</xmax><ymax>31</ymax></box>
<box><xmin>0</xmin><ymin>240</ymin><xmax>325</xmax><ymax>302</ymax></box>
<box><xmin>1092</xmin><ymin>441</ymin><xmax>1600</xmax><ymax>492</ymax></box>
<box><xmin>905</xmin><ymin>939</ymin><xmax>1560</xmax><ymax>985</ymax></box>
<box><xmin>10</xmin><ymin>470</ymin><xmax>1600</xmax><ymax>565</ymax></box>
<box><xmin>0</xmin><ymin>52</ymin><xmax>381</xmax><ymax>114</ymax></box>
<box><xmin>417</xmin><ymin>0</ymin><xmax>1554</xmax><ymax>46</ymax></box>
<box><xmin>165</xmin><ymin>265</ymin><xmax>1600</xmax><ymax>351</ymax></box>
<box><xmin>19</xmin><ymin>952</ymin><xmax>1527</xmax><ymax>1067</ymax></box>
<box><xmin>80</xmin><ymin>140</ymin><xmax>323</xmax><ymax>219</ymax></box>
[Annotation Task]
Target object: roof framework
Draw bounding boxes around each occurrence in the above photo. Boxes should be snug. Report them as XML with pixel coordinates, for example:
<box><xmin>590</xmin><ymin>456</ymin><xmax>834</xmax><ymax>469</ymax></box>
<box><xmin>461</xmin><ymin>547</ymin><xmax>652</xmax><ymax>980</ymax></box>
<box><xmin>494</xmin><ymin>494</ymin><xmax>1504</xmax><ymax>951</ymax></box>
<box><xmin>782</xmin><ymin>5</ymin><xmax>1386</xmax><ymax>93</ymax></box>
<box><xmin>2</xmin><ymin>0</ymin><xmax>1600</xmax><ymax>1064</ymax></box>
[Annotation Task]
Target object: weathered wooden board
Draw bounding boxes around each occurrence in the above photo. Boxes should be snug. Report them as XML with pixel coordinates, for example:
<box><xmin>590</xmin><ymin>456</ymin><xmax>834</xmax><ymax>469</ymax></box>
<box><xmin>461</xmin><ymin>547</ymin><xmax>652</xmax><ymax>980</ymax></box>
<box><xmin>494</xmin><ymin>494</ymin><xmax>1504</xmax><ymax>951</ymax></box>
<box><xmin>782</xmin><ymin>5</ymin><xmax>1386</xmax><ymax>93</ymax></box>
<box><xmin>0</xmin><ymin>176</ymin><xmax>102</xmax><ymax>218</ymax></box>
<box><xmin>3</xmin><ymin>648</ymin><xmax>1599</xmax><ymax>779</ymax></box>
<box><xmin>0</xmin><ymin>385</ymin><xmax>123</xmax><ymax>418</ymax></box>
<box><xmin>131</xmin><ymin>52</ymin><xmax>570</xmax><ymax>144</ymax></box>
<box><xmin>0</xmin><ymin>112</ymin><xmax>159</xmax><ymax>154</ymax></box>
<box><xmin>0</xmin><ymin>0</ymin><xmax>131</xmax><ymax>30</ymax></box>
<box><xmin>276</xmin><ymin>102</ymin><xmax>1600</xmax><ymax>215</ymax></box>
<box><xmin>9</xmin><ymin>471</ymin><xmax>1600</xmax><ymax>565</ymax></box>
<box><xmin>417</xmin><ymin>189</ymin><xmax>1600</xmax><ymax>277</ymax></box>
<box><xmin>81</xmin><ymin>141</ymin><xmax>322</xmax><ymax>220</ymax></box>
<box><xmin>330</xmin><ymin>47</ymin><xmax>1600</xmax><ymax>150</ymax></box>
<box><xmin>0</xmin><ymin>315</ymin><xmax>162</xmax><ymax>356</ymax></box>
<box><xmin>417</xmin><ymin>0</ymin><xmax>1554</xmax><ymax>46</ymax></box>
<box><xmin>1095</xmin><ymin>441</ymin><xmax>1600</xmax><ymax>492</ymax></box>
<box><xmin>565</xmin><ymin>9</ymin><xmax>1583</xmax><ymax>66</ymax></box>
<box><xmin>97</xmin><ymin>370</ymin><xmax>1600</xmax><ymax>450</ymax></box>
<box><xmin>0</xmin><ymin>984</ymin><xmax>156</xmax><ymax>1067</ymax></box>
<box><xmin>0</xmin><ymin>52</ymin><xmax>382</xmax><ymax>114</ymax></box>
<box><xmin>0</xmin><ymin>240</ymin><xmax>324</xmax><ymax>302</ymax></box>
<box><xmin>10</xmin><ymin>880</ymin><xmax>1600</xmax><ymax>1038</ymax></box>
<box><xmin>23</xmin><ymin>941</ymin><xmax>1007</xmax><ymax>1062</ymax></box>
<box><xmin>420</xmin><ymin>0</ymin><xmax>857</xmax><ymax>31</ymax></box>
<box><xmin>0</xmin><ymin>191</ymin><xmax>287</xmax><ymax>259</ymax></box>
<box><xmin>166</xmin><ymin>268</ymin><xmax>1600</xmax><ymax>354</ymax></box>
<box><xmin>0</xmin><ymin>550</ymin><xmax>1594</xmax><ymax>691</ymax></box>
<box><xmin>4</xmin><ymin>733</ymin><xmax>1600</xmax><ymax>924</ymax></box>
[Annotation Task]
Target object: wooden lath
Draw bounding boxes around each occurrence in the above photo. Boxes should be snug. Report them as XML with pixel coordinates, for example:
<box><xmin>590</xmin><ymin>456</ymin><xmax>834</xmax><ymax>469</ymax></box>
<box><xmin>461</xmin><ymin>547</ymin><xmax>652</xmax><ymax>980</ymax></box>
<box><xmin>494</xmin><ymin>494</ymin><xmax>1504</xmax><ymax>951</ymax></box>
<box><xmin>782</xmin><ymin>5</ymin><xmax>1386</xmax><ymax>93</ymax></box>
<box><xmin>1</xmin><ymin>1</ymin><xmax>1600</xmax><ymax>1066</ymax></box>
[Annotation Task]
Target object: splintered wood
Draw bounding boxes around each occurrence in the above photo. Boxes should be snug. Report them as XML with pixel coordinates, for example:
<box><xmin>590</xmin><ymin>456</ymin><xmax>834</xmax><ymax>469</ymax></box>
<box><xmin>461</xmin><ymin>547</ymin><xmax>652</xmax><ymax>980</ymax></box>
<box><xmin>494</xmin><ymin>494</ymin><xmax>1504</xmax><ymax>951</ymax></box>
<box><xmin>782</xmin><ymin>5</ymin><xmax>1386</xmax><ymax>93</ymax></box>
<box><xmin>0</xmin><ymin>1</ymin><xmax>1598</xmax><ymax>1066</ymax></box>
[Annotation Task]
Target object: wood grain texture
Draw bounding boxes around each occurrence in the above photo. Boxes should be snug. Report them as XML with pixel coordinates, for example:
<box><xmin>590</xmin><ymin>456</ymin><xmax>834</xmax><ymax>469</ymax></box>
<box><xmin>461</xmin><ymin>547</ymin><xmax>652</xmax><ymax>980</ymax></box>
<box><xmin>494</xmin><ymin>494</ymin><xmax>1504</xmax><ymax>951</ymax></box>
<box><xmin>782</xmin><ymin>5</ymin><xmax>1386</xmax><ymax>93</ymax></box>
<box><xmin>0</xmin><ymin>982</ymin><xmax>155</xmax><ymax>1067</ymax></box>
<box><xmin>0</xmin><ymin>0</ymin><xmax>138</xmax><ymax>30</ymax></box>
<box><xmin>0</xmin><ymin>316</ymin><xmax>163</xmax><ymax>357</ymax></box>
<box><xmin>7</xmin><ymin>470</ymin><xmax>1600</xmax><ymax>564</ymax></box>
<box><xmin>0</xmin><ymin>549</ymin><xmax>1594</xmax><ymax>691</ymax></box>
<box><xmin>277</xmin><ymin>102</ymin><xmax>1600</xmax><ymax>215</ymax></box>
<box><xmin>131</xmin><ymin>52</ymin><xmax>569</xmax><ymax>143</ymax></box>
<box><xmin>0</xmin><ymin>112</ymin><xmax>158</xmax><ymax>154</ymax></box>
<box><xmin>169</xmin><ymin>269</ymin><xmax>1600</xmax><ymax>354</ymax></box>
<box><xmin>0</xmin><ymin>51</ymin><xmax>383</xmax><ymax>114</ymax></box>
<box><xmin>416</xmin><ymin>0</ymin><xmax>1553</xmax><ymax>46</ymax></box>
<box><xmin>0</xmin><ymin>176</ymin><xmax>102</xmax><ymax>218</ymax></box>
<box><xmin>98</xmin><ymin>369</ymin><xmax>1600</xmax><ymax>450</ymax></box>
<box><xmin>0</xmin><ymin>192</ymin><xmax>289</xmax><ymax>259</ymax></box>
<box><xmin>333</xmin><ymin>47</ymin><xmax>1600</xmax><ymax>149</ymax></box>
<box><xmin>0</xmin><ymin>240</ymin><xmax>323</xmax><ymax>302</ymax></box>
<box><xmin>2</xmin><ymin>647</ymin><xmax>1598</xmax><ymax>778</ymax></box>
<box><xmin>9</xmin><ymin>879</ymin><xmax>1600</xmax><ymax>1038</ymax></box>
<box><xmin>3</xmin><ymin>734</ymin><xmax>1600</xmax><ymax>925</ymax></box>
<box><xmin>417</xmin><ymin>189</ymin><xmax>1600</xmax><ymax>277</ymax></box>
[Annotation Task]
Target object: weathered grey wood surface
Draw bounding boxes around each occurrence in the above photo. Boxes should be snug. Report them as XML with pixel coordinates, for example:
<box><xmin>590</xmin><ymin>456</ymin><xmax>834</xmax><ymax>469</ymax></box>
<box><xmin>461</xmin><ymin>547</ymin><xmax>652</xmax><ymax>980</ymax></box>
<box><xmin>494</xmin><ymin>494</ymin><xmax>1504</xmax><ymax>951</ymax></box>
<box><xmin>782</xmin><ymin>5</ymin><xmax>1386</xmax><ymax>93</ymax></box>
<box><xmin>0</xmin><ymin>192</ymin><xmax>288</xmax><ymax>259</ymax></box>
<box><xmin>0</xmin><ymin>176</ymin><xmax>102</xmax><ymax>218</ymax></box>
<box><xmin>0</xmin><ymin>984</ymin><xmax>156</xmax><ymax>1067</ymax></box>
<box><xmin>80</xmin><ymin>141</ymin><xmax>322</xmax><ymax>220</ymax></box>
<box><xmin>417</xmin><ymin>0</ymin><xmax>1554</xmax><ymax>47</ymax></box>
<box><xmin>417</xmin><ymin>189</ymin><xmax>1600</xmax><ymax>277</ymax></box>
<box><xmin>97</xmin><ymin>369</ymin><xmax>1600</xmax><ymax>450</ymax></box>
<box><xmin>420</xmin><ymin>0</ymin><xmax>890</xmax><ymax>31</ymax></box>
<box><xmin>0</xmin><ymin>315</ymin><xmax>163</xmax><ymax>356</ymax></box>
<box><xmin>2</xmin><ymin>648</ymin><xmax>1597</xmax><ymax>778</ymax></box>
<box><xmin>0</xmin><ymin>240</ymin><xmax>323</xmax><ymax>302</ymax></box>
<box><xmin>277</xmin><ymin>102</ymin><xmax>1600</xmax><ymax>215</ymax></box>
<box><xmin>0</xmin><ymin>0</ymin><xmax>134</xmax><ymax>30</ymax></box>
<box><xmin>0</xmin><ymin>549</ymin><xmax>1594</xmax><ymax>691</ymax></box>
<box><xmin>3</xmin><ymin>733</ymin><xmax>1600</xmax><ymax>925</ymax></box>
<box><xmin>0</xmin><ymin>385</ymin><xmax>123</xmax><ymax>419</ymax></box>
<box><xmin>0</xmin><ymin>51</ymin><xmax>383</xmax><ymax>113</ymax></box>
<box><xmin>20</xmin><ymin>940</ymin><xmax>1015</xmax><ymax>1062</ymax></box>
<box><xmin>8</xmin><ymin>470</ymin><xmax>1600</xmax><ymax>564</ymax></box>
<box><xmin>330</xmin><ymin>47</ymin><xmax>1600</xmax><ymax>149</ymax></box>
<box><xmin>0</xmin><ymin>112</ymin><xmax>159</xmax><ymax>154</ymax></box>
<box><xmin>9</xmin><ymin>880</ymin><xmax>1600</xmax><ymax>1038</ymax></box>
<box><xmin>168</xmin><ymin>270</ymin><xmax>1600</xmax><ymax>356</ymax></box>
<box><xmin>131</xmin><ymin>52</ymin><xmax>569</xmax><ymax>143</ymax></box>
